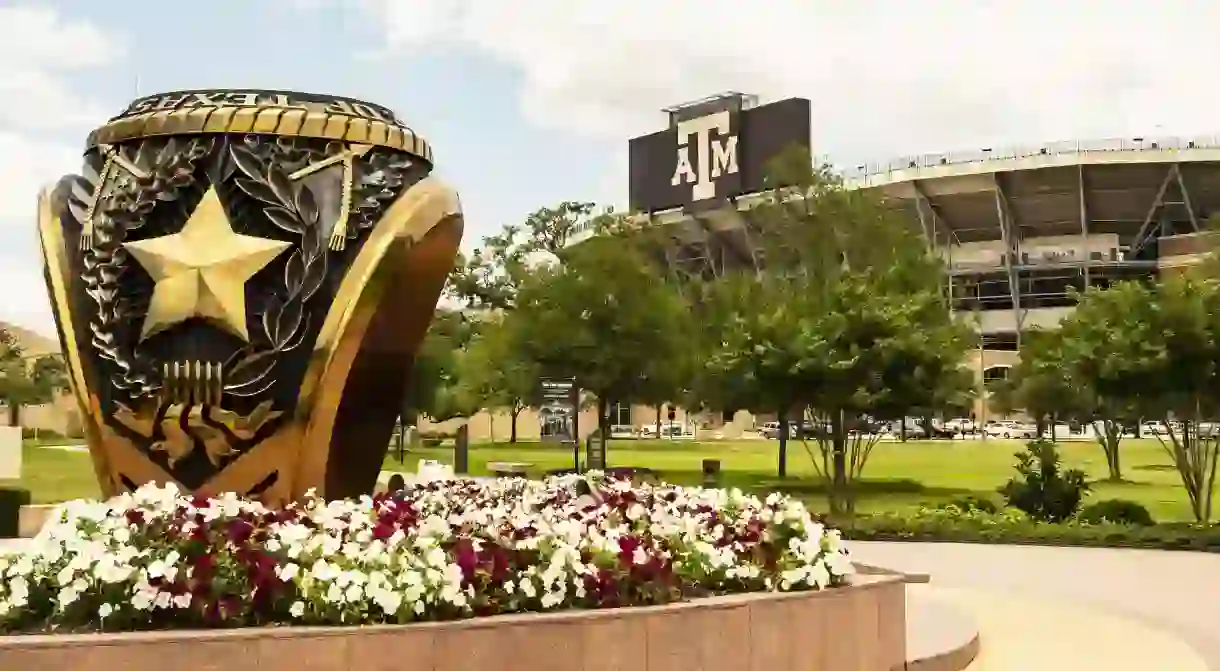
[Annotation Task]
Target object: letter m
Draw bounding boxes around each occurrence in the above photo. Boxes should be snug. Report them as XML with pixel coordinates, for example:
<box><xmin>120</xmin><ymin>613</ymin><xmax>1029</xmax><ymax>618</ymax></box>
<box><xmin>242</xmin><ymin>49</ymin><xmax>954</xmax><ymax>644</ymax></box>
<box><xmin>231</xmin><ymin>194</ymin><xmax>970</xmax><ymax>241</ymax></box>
<box><xmin>710</xmin><ymin>135</ymin><xmax>739</xmax><ymax>178</ymax></box>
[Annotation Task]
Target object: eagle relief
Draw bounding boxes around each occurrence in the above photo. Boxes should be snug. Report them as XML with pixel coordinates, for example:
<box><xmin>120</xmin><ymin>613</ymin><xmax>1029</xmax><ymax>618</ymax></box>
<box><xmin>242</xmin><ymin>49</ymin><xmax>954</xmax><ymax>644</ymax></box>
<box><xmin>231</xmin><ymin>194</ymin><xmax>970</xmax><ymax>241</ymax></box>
<box><xmin>38</xmin><ymin>90</ymin><xmax>463</xmax><ymax>504</ymax></box>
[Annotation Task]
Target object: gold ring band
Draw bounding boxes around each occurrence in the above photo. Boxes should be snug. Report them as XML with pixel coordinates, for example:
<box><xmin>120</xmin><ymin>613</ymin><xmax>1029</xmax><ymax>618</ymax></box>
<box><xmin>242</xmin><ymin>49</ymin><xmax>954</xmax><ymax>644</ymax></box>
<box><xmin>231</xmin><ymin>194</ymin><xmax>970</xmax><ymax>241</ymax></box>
<box><xmin>86</xmin><ymin>105</ymin><xmax>432</xmax><ymax>163</ymax></box>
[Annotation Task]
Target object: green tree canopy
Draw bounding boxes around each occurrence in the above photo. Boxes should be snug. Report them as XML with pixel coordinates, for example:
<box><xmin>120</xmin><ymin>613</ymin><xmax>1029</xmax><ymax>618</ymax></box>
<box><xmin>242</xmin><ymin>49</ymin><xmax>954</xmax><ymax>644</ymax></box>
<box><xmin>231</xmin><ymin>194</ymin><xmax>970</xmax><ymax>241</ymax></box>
<box><xmin>402</xmin><ymin>310</ymin><xmax>480</xmax><ymax>424</ymax></box>
<box><xmin>446</xmin><ymin>201</ymin><xmax>605</xmax><ymax>310</ymax></box>
<box><xmin>1061</xmin><ymin>278</ymin><xmax>1220</xmax><ymax>520</ymax></box>
<box><xmin>694</xmin><ymin>148</ymin><xmax>974</xmax><ymax>513</ymax></box>
<box><xmin>503</xmin><ymin>238</ymin><xmax>692</xmax><ymax>441</ymax></box>
<box><xmin>0</xmin><ymin>327</ymin><xmax>68</xmax><ymax>427</ymax></box>
<box><xmin>1005</xmin><ymin>326</ymin><xmax>1128</xmax><ymax>479</ymax></box>
<box><xmin>455</xmin><ymin>318</ymin><xmax>541</xmax><ymax>442</ymax></box>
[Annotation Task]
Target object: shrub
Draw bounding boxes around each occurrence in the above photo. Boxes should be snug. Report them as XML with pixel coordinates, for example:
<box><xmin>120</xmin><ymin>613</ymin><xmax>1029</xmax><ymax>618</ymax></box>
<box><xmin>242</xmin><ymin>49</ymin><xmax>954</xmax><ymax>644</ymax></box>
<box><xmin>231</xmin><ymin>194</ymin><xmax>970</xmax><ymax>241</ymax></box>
<box><xmin>840</xmin><ymin>506</ymin><xmax>1220</xmax><ymax>552</ymax></box>
<box><xmin>0</xmin><ymin>487</ymin><xmax>31</xmax><ymax>538</ymax></box>
<box><xmin>0</xmin><ymin>476</ymin><xmax>853</xmax><ymax>633</ymax></box>
<box><xmin>936</xmin><ymin>495</ymin><xmax>999</xmax><ymax>514</ymax></box>
<box><xmin>998</xmin><ymin>440</ymin><xmax>1089</xmax><ymax>522</ymax></box>
<box><xmin>1079</xmin><ymin>499</ymin><xmax>1155</xmax><ymax>526</ymax></box>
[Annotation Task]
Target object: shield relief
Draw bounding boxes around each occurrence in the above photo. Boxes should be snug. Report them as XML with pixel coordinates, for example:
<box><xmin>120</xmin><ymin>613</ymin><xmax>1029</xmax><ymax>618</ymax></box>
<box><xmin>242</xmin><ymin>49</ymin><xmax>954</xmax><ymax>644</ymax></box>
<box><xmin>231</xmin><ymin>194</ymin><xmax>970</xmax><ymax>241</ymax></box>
<box><xmin>37</xmin><ymin>90</ymin><xmax>463</xmax><ymax>505</ymax></box>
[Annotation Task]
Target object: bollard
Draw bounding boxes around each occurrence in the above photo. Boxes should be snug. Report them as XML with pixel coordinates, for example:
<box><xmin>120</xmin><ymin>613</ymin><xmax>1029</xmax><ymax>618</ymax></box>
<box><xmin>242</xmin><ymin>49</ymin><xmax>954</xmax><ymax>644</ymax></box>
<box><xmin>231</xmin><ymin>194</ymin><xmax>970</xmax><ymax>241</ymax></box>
<box><xmin>702</xmin><ymin>459</ymin><xmax>721</xmax><ymax>488</ymax></box>
<box><xmin>454</xmin><ymin>425</ymin><xmax>469</xmax><ymax>475</ymax></box>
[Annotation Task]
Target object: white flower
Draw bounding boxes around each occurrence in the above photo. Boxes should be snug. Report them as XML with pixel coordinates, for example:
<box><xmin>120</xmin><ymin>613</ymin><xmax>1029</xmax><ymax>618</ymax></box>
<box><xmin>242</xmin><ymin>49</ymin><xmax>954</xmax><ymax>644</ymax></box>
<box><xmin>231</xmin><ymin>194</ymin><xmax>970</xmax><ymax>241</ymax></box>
<box><xmin>0</xmin><ymin>476</ymin><xmax>854</xmax><ymax>632</ymax></box>
<box><xmin>56</xmin><ymin>586</ymin><xmax>81</xmax><ymax>609</ymax></box>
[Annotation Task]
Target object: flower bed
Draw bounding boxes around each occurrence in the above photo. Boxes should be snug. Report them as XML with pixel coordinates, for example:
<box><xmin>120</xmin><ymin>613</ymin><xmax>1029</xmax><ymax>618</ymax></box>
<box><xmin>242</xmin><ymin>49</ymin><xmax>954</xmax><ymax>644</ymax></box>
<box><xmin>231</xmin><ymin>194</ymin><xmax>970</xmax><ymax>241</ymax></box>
<box><xmin>0</xmin><ymin>473</ymin><xmax>853</xmax><ymax>633</ymax></box>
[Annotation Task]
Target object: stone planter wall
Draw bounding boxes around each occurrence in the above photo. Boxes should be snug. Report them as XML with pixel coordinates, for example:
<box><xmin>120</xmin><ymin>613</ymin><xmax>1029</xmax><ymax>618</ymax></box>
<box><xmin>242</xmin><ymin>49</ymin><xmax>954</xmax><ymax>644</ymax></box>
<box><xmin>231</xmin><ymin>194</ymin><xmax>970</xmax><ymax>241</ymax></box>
<box><xmin>17</xmin><ymin>505</ymin><xmax>55</xmax><ymax>538</ymax></box>
<box><xmin>0</xmin><ymin>575</ymin><xmax>905</xmax><ymax>671</ymax></box>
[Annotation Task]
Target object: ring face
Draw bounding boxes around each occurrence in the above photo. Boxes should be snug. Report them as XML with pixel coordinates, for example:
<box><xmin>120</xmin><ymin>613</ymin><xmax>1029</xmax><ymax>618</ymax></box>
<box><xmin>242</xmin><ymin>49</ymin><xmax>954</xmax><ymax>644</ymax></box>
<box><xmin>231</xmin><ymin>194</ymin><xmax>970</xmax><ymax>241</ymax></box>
<box><xmin>39</xmin><ymin>90</ymin><xmax>463</xmax><ymax>504</ymax></box>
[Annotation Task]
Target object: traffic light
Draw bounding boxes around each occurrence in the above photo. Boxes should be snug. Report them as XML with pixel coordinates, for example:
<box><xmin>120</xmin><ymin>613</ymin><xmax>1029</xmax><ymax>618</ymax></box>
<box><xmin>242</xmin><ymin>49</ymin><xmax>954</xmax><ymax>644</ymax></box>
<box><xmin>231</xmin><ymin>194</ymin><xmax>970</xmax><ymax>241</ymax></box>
<box><xmin>667</xmin><ymin>406</ymin><xmax>676</xmax><ymax>421</ymax></box>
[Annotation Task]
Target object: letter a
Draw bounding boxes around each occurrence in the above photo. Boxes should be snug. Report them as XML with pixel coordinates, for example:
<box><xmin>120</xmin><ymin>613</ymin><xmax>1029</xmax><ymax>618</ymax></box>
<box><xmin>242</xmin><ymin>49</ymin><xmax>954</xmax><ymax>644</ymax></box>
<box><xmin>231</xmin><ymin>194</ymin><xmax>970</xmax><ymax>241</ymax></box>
<box><xmin>671</xmin><ymin>147</ymin><xmax>696</xmax><ymax>186</ymax></box>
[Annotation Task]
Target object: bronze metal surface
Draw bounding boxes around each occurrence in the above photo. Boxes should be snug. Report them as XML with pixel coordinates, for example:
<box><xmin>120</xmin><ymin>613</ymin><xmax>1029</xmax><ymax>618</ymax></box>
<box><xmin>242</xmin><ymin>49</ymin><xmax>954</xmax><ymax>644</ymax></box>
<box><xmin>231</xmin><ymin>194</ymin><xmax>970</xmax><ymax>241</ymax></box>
<box><xmin>123</xmin><ymin>186</ymin><xmax>293</xmax><ymax>342</ymax></box>
<box><xmin>86</xmin><ymin>89</ymin><xmax>432</xmax><ymax>165</ymax></box>
<box><xmin>39</xmin><ymin>89</ymin><xmax>461</xmax><ymax>504</ymax></box>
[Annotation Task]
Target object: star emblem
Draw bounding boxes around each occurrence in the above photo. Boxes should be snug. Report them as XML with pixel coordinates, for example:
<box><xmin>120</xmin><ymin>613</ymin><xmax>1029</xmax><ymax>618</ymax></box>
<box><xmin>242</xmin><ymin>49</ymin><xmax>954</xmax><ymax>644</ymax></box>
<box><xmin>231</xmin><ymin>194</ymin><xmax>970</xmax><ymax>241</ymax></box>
<box><xmin>122</xmin><ymin>187</ymin><xmax>292</xmax><ymax>342</ymax></box>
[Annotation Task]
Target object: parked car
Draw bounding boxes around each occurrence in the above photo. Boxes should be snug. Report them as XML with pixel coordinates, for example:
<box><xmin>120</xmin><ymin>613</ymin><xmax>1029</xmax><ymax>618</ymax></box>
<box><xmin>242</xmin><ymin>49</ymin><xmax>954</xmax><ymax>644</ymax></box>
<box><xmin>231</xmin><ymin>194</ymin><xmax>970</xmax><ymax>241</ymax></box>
<box><xmin>639</xmin><ymin>422</ymin><xmax>692</xmax><ymax>439</ymax></box>
<box><xmin>884</xmin><ymin>419</ymin><xmax>954</xmax><ymax>440</ymax></box>
<box><xmin>610</xmin><ymin>424</ymin><xmax>637</xmax><ymax>439</ymax></box>
<box><xmin>1040</xmin><ymin>423</ymin><xmax>1073</xmax><ymax>439</ymax></box>
<box><xmin>759</xmin><ymin>421</ymin><xmax>802</xmax><ymax>439</ymax></box>
<box><xmin>943</xmin><ymin>418</ymin><xmax>976</xmax><ymax>434</ymax></box>
<box><xmin>846</xmin><ymin>418</ymin><xmax>887</xmax><ymax>435</ymax></box>
<box><xmin>1140</xmin><ymin>421</ymin><xmax>1169</xmax><ymax>436</ymax></box>
<box><xmin>984</xmin><ymin>421</ymin><xmax>1036</xmax><ymax>439</ymax></box>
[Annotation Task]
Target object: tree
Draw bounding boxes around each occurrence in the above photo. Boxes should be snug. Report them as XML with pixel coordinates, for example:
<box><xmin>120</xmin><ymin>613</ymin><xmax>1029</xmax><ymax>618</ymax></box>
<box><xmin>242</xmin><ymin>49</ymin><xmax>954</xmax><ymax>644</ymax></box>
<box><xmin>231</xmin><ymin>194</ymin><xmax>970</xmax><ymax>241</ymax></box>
<box><xmin>446</xmin><ymin>201</ymin><xmax>602</xmax><ymax>310</ymax></box>
<box><xmin>402</xmin><ymin>310</ymin><xmax>480</xmax><ymax>424</ymax></box>
<box><xmin>695</xmin><ymin>150</ymin><xmax>973</xmax><ymax>513</ymax></box>
<box><xmin>1065</xmin><ymin>278</ymin><xmax>1220</xmax><ymax>521</ymax></box>
<box><xmin>0</xmin><ymin>328</ymin><xmax>68</xmax><ymax>428</ymax></box>
<box><xmin>456</xmin><ymin>320</ymin><xmax>541</xmax><ymax>443</ymax></box>
<box><xmin>1006</xmin><ymin>319</ymin><xmax>1137</xmax><ymax>481</ymax></box>
<box><xmin>503</xmin><ymin>238</ymin><xmax>691</xmax><ymax>446</ymax></box>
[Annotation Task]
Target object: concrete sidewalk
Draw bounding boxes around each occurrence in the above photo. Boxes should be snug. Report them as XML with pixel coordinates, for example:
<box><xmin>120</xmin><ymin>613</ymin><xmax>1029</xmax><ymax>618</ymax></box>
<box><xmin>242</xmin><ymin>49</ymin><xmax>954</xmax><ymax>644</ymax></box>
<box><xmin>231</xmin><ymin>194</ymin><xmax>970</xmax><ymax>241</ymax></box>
<box><xmin>925</xmin><ymin>585</ymin><xmax>1210</xmax><ymax>670</ymax></box>
<box><xmin>849</xmin><ymin>541</ymin><xmax>1220</xmax><ymax>669</ymax></box>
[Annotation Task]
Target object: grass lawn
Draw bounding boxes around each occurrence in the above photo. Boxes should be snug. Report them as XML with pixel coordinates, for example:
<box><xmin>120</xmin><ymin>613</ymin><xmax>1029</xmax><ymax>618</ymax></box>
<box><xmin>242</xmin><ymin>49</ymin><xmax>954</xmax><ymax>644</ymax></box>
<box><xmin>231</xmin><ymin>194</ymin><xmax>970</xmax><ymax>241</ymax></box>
<box><xmin>6</xmin><ymin>437</ymin><xmax>1205</xmax><ymax>523</ymax></box>
<box><xmin>387</xmin><ymin>436</ymin><xmax>1200</xmax><ymax>523</ymax></box>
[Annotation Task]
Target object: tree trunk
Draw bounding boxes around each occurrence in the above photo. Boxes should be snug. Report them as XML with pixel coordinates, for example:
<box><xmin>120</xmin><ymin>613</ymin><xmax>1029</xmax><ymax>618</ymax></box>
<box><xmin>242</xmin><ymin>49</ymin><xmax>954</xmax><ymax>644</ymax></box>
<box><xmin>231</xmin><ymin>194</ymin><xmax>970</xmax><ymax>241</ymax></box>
<box><xmin>777</xmin><ymin>406</ymin><xmax>789</xmax><ymax>478</ymax></box>
<box><xmin>597</xmin><ymin>396</ymin><xmax>610</xmax><ymax>447</ymax></box>
<box><xmin>7</xmin><ymin>403</ymin><xmax>18</xmax><ymax>428</ymax></box>
<box><xmin>1094</xmin><ymin>420</ymin><xmax>1123</xmax><ymax>481</ymax></box>
<box><xmin>830</xmin><ymin>411</ymin><xmax>850</xmax><ymax>516</ymax></box>
<box><xmin>1165</xmin><ymin>412</ymin><xmax>1217</xmax><ymax>523</ymax></box>
<box><xmin>655</xmin><ymin>406</ymin><xmax>661</xmax><ymax>439</ymax></box>
<box><xmin>1050</xmin><ymin>412</ymin><xmax>1058</xmax><ymax>442</ymax></box>
<box><xmin>899</xmin><ymin>417</ymin><xmax>907</xmax><ymax>443</ymax></box>
<box><xmin>510</xmin><ymin>406</ymin><xmax>520</xmax><ymax>444</ymax></box>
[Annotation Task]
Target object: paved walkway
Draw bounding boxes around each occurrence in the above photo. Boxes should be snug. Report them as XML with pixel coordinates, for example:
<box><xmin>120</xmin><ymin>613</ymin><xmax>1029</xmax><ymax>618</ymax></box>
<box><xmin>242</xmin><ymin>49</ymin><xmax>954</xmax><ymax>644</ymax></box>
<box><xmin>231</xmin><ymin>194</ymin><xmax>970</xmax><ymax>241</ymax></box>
<box><xmin>918</xmin><ymin>584</ymin><xmax>1209</xmax><ymax>670</ymax></box>
<box><xmin>848</xmin><ymin>541</ymin><xmax>1220</xmax><ymax>670</ymax></box>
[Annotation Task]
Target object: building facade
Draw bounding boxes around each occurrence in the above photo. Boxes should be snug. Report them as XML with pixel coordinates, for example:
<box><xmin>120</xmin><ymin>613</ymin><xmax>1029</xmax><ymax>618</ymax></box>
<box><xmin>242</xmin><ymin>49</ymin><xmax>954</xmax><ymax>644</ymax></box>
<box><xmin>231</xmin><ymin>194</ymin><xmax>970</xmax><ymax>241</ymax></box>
<box><xmin>0</xmin><ymin>320</ymin><xmax>82</xmax><ymax>438</ymax></box>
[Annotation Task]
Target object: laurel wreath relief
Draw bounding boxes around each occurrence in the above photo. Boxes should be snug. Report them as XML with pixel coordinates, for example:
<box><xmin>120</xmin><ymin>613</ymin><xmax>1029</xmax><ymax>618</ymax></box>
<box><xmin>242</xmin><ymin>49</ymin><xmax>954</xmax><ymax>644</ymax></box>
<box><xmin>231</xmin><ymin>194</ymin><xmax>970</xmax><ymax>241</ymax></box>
<box><xmin>222</xmin><ymin>140</ymin><xmax>327</xmax><ymax>398</ymax></box>
<box><xmin>74</xmin><ymin>136</ymin><xmax>214</xmax><ymax>399</ymax></box>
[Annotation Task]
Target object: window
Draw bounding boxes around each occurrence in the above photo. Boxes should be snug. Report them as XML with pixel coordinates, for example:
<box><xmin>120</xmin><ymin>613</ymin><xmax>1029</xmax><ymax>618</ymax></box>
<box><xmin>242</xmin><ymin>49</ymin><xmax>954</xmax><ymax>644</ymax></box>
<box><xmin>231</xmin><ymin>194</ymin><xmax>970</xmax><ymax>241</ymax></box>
<box><xmin>611</xmin><ymin>402</ymin><xmax>632</xmax><ymax>427</ymax></box>
<box><xmin>983</xmin><ymin>366</ymin><xmax>1011</xmax><ymax>383</ymax></box>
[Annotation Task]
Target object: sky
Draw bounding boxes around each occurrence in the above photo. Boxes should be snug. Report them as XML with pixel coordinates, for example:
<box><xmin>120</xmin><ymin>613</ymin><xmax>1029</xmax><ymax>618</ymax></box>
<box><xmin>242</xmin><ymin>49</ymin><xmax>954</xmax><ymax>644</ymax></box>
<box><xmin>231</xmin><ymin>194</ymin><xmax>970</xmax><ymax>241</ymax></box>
<box><xmin>5</xmin><ymin>0</ymin><xmax>1220</xmax><ymax>334</ymax></box>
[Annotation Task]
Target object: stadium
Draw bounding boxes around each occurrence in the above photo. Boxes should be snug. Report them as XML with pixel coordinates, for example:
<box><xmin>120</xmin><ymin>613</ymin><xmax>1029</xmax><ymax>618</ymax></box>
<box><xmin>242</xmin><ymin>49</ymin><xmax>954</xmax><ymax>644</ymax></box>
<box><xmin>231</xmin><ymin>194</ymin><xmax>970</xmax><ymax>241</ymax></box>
<box><xmin>565</xmin><ymin>92</ymin><xmax>1220</xmax><ymax>428</ymax></box>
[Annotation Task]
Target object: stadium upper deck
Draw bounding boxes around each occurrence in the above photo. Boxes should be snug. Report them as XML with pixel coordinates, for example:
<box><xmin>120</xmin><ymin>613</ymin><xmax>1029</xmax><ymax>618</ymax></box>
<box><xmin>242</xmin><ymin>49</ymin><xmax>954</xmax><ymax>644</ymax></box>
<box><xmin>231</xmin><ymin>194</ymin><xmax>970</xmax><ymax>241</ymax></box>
<box><xmin>571</xmin><ymin>135</ymin><xmax>1220</xmax><ymax>348</ymax></box>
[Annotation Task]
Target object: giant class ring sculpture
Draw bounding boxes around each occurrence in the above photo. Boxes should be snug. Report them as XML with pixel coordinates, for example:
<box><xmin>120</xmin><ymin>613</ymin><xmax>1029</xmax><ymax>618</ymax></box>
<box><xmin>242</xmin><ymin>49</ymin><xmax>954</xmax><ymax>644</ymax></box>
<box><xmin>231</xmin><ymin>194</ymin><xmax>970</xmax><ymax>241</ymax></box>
<box><xmin>38</xmin><ymin>90</ymin><xmax>463</xmax><ymax>505</ymax></box>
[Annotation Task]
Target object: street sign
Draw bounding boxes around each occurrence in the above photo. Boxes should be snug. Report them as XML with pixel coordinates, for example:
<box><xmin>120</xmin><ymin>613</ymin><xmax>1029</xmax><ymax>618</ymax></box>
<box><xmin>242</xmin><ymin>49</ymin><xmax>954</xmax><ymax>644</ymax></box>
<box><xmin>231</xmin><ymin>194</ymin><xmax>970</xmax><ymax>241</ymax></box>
<box><xmin>539</xmin><ymin>377</ymin><xmax>578</xmax><ymax>444</ymax></box>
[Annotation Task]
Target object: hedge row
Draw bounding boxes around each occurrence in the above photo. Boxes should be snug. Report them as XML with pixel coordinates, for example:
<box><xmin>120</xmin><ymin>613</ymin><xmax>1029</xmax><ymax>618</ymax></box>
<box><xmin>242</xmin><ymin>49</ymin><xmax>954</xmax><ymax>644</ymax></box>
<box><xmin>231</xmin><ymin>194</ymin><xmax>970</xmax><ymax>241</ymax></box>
<box><xmin>836</xmin><ymin>505</ymin><xmax>1220</xmax><ymax>552</ymax></box>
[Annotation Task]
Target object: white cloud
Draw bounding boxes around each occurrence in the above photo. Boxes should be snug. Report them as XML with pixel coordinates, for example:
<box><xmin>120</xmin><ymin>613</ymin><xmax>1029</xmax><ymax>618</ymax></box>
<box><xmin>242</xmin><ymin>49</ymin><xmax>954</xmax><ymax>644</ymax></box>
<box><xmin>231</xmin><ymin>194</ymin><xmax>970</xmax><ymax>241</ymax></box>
<box><xmin>0</xmin><ymin>132</ymin><xmax>80</xmax><ymax>221</ymax></box>
<box><xmin>335</xmin><ymin>0</ymin><xmax>1220</xmax><ymax>169</ymax></box>
<box><xmin>0</xmin><ymin>5</ymin><xmax>124</xmax><ymax>334</ymax></box>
